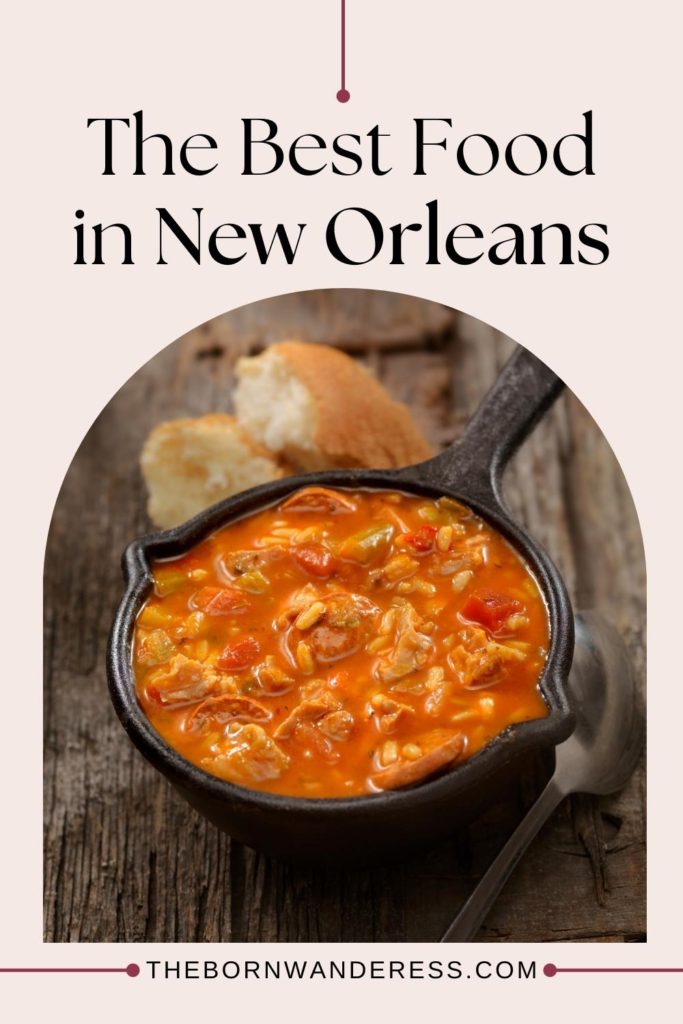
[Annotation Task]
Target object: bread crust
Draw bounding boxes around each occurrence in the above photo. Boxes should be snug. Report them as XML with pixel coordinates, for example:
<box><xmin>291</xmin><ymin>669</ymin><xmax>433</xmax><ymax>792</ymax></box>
<box><xmin>141</xmin><ymin>413</ymin><xmax>282</xmax><ymax>528</ymax></box>
<box><xmin>142</xmin><ymin>344</ymin><xmax>434</xmax><ymax>528</ymax></box>
<box><xmin>271</xmin><ymin>341</ymin><xmax>434</xmax><ymax>469</ymax></box>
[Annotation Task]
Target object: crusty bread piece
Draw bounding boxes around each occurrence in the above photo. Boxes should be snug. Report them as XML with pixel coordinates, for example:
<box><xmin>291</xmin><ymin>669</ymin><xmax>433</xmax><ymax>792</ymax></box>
<box><xmin>141</xmin><ymin>414</ymin><xmax>282</xmax><ymax>528</ymax></box>
<box><xmin>234</xmin><ymin>341</ymin><xmax>434</xmax><ymax>471</ymax></box>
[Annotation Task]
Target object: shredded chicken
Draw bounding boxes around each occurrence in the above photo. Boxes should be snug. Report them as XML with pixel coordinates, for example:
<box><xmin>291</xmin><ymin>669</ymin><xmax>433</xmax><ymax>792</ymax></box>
<box><xmin>292</xmin><ymin>722</ymin><xmax>339</xmax><ymax>762</ymax></box>
<box><xmin>274</xmin><ymin>688</ymin><xmax>355</xmax><ymax>751</ymax></box>
<box><xmin>376</xmin><ymin>598</ymin><xmax>434</xmax><ymax>681</ymax></box>
<box><xmin>438</xmin><ymin>555</ymin><xmax>474</xmax><ymax>576</ymax></box>
<box><xmin>148</xmin><ymin>654</ymin><xmax>236</xmax><ymax>706</ymax></box>
<box><xmin>391</xmin><ymin>678</ymin><xmax>426</xmax><ymax>695</ymax></box>
<box><xmin>370</xmin><ymin>693</ymin><xmax>414</xmax><ymax>733</ymax></box>
<box><xmin>448</xmin><ymin>626</ymin><xmax>525</xmax><ymax>689</ymax></box>
<box><xmin>424</xmin><ymin>666</ymin><xmax>449</xmax><ymax>714</ymax></box>
<box><xmin>136</xmin><ymin>628</ymin><xmax>175</xmax><ymax>666</ymax></box>
<box><xmin>369</xmin><ymin>553</ymin><xmax>419</xmax><ymax>587</ymax></box>
<box><xmin>202</xmin><ymin>724</ymin><xmax>290</xmax><ymax>783</ymax></box>
<box><xmin>254</xmin><ymin>655</ymin><xmax>295</xmax><ymax>694</ymax></box>
<box><xmin>274</xmin><ymin>691</ymin><xmax>340</xmax><ymax>739</ymax></box>
<box><xmin>318</xmin><ymin>709</ymin><xmax>354</xmax><ymax>741</ymax></box>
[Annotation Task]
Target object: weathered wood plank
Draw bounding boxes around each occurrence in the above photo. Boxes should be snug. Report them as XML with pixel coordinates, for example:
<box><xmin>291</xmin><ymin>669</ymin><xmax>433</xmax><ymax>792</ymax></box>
<box><xmin>43</xmin><ymin>291</ymin><xmax>645</xmax><ymax>943</ymax></box>
<box><xmin>191</xmin><ymin>290</ymin><xmax>456</xmax><ymax>353</ymax></box>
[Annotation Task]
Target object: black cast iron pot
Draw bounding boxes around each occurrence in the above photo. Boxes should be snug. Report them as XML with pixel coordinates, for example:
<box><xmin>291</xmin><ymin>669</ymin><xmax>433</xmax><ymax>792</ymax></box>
<box><xmin>107</xmin><ymin>347</ymin><xmax>575</xmax><ymax>863</ymax></box>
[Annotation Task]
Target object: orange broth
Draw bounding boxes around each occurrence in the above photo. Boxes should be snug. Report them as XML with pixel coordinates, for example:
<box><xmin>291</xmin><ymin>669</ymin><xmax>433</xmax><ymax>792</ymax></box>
<box><xmin>133</xmin><ymin>488</ymin><xmax>549</xmax><ymax>797</ymax></box>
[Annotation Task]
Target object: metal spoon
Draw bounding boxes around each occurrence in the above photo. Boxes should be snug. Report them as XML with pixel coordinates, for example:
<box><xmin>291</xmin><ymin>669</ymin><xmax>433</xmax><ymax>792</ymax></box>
<box><xmin>440</xmin><ymin>611</ymin><xmax>644</xmax><ymax>942</ymax></box>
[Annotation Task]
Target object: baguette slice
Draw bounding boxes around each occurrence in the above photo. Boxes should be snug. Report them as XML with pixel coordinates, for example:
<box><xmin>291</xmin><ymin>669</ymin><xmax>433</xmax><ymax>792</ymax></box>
<box><xmin>234</xmin><ymin>341</ymin><xmax>434</xmax><ymax>471</ymax></box>
<box><xmin>141</xmin><ymin>414</ymin><xmax>282</xmax><ymax>528</ymax></box>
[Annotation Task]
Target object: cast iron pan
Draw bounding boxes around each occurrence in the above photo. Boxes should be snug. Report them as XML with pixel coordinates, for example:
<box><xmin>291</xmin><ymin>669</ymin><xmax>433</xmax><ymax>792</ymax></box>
<box><xmin>108</xmin><ymin>346</ymin><xmax>575</xmax><ymax>863</ymax></box>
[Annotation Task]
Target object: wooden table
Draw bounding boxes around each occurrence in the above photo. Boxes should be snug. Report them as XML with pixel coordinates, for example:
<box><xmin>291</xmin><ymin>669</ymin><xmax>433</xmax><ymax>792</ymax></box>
<box><xmin>44</xmin><ymin>291</ymin><xmax>646</xmax><ymax>942</ymax></box>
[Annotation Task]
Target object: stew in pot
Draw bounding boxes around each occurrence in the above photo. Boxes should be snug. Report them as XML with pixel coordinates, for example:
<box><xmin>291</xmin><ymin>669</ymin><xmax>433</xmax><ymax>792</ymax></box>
<box><xmin>133</xmin><ymin>488</ymin><xmax>549</xmax><ymax>797</ymax></box>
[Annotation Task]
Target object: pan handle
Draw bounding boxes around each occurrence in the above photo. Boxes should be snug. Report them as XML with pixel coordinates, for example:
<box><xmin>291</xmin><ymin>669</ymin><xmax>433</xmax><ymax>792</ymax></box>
<box><xmin>408</xmin><ymin>347</ymin><xmax>564</xmax><ymax>504</ymax></box>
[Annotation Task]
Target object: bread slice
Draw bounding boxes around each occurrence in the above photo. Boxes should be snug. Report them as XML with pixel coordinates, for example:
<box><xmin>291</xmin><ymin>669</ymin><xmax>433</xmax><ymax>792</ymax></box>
<box><xmin>234</xmin><ymin>341</ymin><xmax>434</xmax><ymax>471</ymax></box>
<box><xmin>141</xmin><ymin>414</ymin><xmax>282</xmax><ymax>528</ymax></box>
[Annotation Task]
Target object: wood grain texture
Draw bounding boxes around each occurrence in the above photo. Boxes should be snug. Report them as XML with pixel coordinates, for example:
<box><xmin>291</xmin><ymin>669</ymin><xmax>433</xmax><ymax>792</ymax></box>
<box><xmin>43</xmin><ymin>291</ymin><xmax>646</xmax><ymax>943</ymax></box>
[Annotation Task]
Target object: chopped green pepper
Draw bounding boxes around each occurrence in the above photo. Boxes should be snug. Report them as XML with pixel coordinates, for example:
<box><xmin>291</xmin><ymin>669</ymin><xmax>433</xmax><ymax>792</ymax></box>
<box><xmin>338</xmin><ymin>523</ymin><xmax>394</xmax><ymax>564</ymax></box>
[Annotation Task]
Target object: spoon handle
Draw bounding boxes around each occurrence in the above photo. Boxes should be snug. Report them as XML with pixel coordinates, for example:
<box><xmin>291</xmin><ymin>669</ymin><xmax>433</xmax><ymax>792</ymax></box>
<box><xmin>440</xmin><ymin>777</ymin><xmax>566</xmax><ymax>942</ymax></box>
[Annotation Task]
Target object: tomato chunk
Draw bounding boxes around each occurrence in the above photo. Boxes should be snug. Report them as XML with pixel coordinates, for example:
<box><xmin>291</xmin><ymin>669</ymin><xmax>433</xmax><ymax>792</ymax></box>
<box><xmin>461</xmin><ymin>591</ymin><xmax>522</xmax><ymax>632</ymax></box>
<box><xmin>217</xmin><ymin>637</ymin><xmax>261</xmax><ymax>671</ymax></box>
<box><xmin>404</xmin><ymin>525</ymin><xmax>438</xmax><ymax>552</ymax></box>
<box><xmin>292</xmin><ymin>544</ymin><xmax>336</xmax><ymax>578</ymax></box>
<box><xmin>192</xmin><ymin>586</ymin><xmax>250</xmax><ymax>615</ymax></box>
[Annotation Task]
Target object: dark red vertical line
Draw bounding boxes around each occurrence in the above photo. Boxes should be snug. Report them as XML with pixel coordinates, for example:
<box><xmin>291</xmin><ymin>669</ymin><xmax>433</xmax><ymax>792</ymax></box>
<box><xmin>337</xmin><ymin>1</ymin><xmax>350</xmax><ymax>101</ymax></box>
<box><xmin>341</xmin><ymin>0</ymin><xmax>346</xmax><ymax>90</ymax></box>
